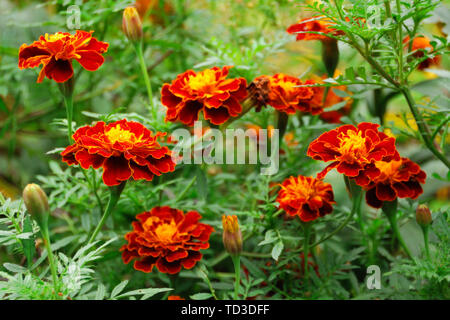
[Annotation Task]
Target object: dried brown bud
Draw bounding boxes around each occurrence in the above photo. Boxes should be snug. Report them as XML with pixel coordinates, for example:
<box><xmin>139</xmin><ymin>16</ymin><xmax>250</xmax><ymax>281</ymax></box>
<box><xmin>122</xmin><ymin>7</ymin><xmax>143</xmax><ymax>42</ymax></box>
<box><xmin>247</xmin><ymin>76</ymin><xmax>270</xmax><ymax>112</ymax></box>
<box><xmin>222</xmin><ymin>215</ymin><xmax>243</xmax><ymax>255</ymax></box>
<box><xmin>416</xmin><ymin>204</ymin><xmax>432</xmax><ymax>227</ymax></box>
<box><xmin>23</xmin><ymin>183</ymin><xmax>49</xmax><ymax>224</ymax></box>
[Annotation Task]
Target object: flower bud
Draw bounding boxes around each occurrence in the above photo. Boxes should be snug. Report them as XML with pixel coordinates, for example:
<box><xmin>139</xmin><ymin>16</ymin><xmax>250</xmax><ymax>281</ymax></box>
<box><xmin>23</xmin><ymin>184</ymin><xmax>49</xmax><ymax>224</ymax></box>
<box><xmin>222</xmin><ymin>215</ymin><xmax>243</xmax><ymax>255</ymax></box>
<box><xmin>122</xmin><ymin>7</ymin><xmax>143</xmax><ymax>42</ymax></box>
<box><xmin>416</xmin><ymin>204</ymin><xmax>432</xmax><ymax>227</ymax></box>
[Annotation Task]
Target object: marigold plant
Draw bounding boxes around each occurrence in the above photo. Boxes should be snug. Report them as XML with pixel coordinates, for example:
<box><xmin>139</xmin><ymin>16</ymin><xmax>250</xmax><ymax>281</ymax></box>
<box><xmin>61</xmin><ymin>119</ymin><xmax>175</xmax><ymax>186</ymax></box>
<box><xmin>286</xmin><ymin>16</ymin><xmax>342</xmax><ymax>41</ymax></box>
<box><xmin>277</xmin><ymin>175</ymin><xmax>335</xmax><ymax>222</ymax></box>
<box><xmin>253</xmin><ymin>73</ymin><xmax>314</xmax><ymax>114</ymax></box>
<box><xmin>121</xmin><ymin>206</ymin><xmax>214</xmax><ymax>274</ymax></box>
<box><xmin>307</xmin><ymin>122</ymin><xmax>399</xmax><ymax>179</ymax></box>
<box><xmin>18</xmin><ymin>30</ymin><xmax>108</xmax><ymax>83</ymax></box>
<box><xmin>362</xmin><ymin>158</ymin><xmax>427</xmax><ymax>208</ymax></box>
<box><xmin>161</xmin><ymin>66</ymin><xmax>247</xmax><ymax>126</ymax></box>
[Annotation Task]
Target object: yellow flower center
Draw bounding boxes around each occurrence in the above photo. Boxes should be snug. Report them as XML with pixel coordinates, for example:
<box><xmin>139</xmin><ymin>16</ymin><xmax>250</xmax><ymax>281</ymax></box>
<box><xmin>337</xmin><ymin>129</ymin><xmax>367</xmax><ymax>163</ymax></box>
<box><xmin>374</xmin><ymin>160</ymin><xmax>403</xmax><ymax>182</ymax></box>
<box><xmin>188</xmin><ymin>69</ymin><xmax>218</xmax><ymax>93</ymax></box>
<box><xmin>281</xmin><ymin>177</ymin><xmax>315</xmax><ymax>201</ymax></box>
<box><xmin>105</xmin><ymin>124</ymin><xmax>138</xmax><ymax>144</ymax></box>
<box><xmin>277</xmin><ymin>79</ymin><xmax>297</xmax><ymax>95</ymax></box>
<box><xmin>45</xmin><ymin>33</ymin><xmax>67</xmax><ymax>42</ymax></box>
<box><xmin>154</xmin><ymin>221</ymin><xmax>178</xmax><ymax>244</ymax></box>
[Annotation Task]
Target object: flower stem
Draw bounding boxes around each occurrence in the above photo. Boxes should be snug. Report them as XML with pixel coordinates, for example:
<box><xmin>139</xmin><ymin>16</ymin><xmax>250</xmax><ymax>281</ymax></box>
<box><xmin>302</xmin><ymin>222</ymin><xmax>311</xmax><ymax>282</ymax></box>
<box><xmin>41</xmin><ymin>225</ymin><xmax>59</xmax><ymax>298</ymax></box>
<box><xmin>87</xmin><ymin>182</ymin><xmax>126</xmax><ymax>244</ymax></box>
<box><xmin>400</xmin><ymin>88</ymin><xmax>450</xmax><ymax>169</ymax></box>
<box><xmin>63</xmin><ymin>94</ymin><xmax>74</xmax><ymax>143</ymax></box>
<box><xmin>231</xmin><ymin>254</ymin><xmax>241</xmax><ymax>300</ymax></box>
<box><xmin>383</xmin><ymin>200</ymin><xmax>413</xmax><ymax>259</ymax></box>
<box><xmin>421</xmin><ymin>225</ymin><xmax>431</xmax><ymax>260</ymax></box>
<box><xmin>135</xmin><ymin>42</ymin><xmax>156</xmax><ymax>120</ymax></box>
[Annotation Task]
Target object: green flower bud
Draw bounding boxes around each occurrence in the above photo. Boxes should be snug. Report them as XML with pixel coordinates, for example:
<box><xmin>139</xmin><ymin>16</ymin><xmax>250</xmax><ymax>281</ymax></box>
<box><xmin>416</xmin><ymin>204</ymin><xmax>432</xmax><ymax>227</ymax></box>
<box><xmin>23</xmin><ymin>183</ymin><xmax>49</xmax><ymax>224</ymax></box>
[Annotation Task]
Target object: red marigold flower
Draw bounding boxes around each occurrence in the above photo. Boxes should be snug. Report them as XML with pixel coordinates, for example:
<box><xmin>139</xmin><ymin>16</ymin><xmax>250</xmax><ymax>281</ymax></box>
<box><xmin>120</xmin><ymin>206</ymin><xmax>214</xmax><ymax>274</ymax></box>
<box><xmin>403</xmin><ymin>36</ymin><xmax>441</xmax><ymax>70</ymax></box>
<box><xmin>18</xmin><ymin>30</ymin><xmax>108</xmax><ymax>83</ymax></box>
<box><xmin>276</xmin><ymin>175</ymin><xmax>335</xmax><ymax>222</ymax></box>
<box><xmin>61</xmin><ymin>119</ymin><xmax>175</xmax><ymax>186</ymax></box>
<box><xmin>161</xmin><ymin>66</ymin><xmax>247</xmax><ymax>126</ymax></box>
<box><xmin>254</xmin><ymin>74</ymin><xmax>314</xmax><ymax>115</ymax></box>
<box><xmin>362</xmin><ymin>158</ymin><xmax>426</xmax><ymax>208</ymax></box>
<box><xmin>307</xmin><ymin>122</ymin><xmax>400</xmax><ymax>179</ymax></box>
<box><xmin>287</xmin><ymin>16</ymin><xmax>343</xmax><ymax>41</ymax></box>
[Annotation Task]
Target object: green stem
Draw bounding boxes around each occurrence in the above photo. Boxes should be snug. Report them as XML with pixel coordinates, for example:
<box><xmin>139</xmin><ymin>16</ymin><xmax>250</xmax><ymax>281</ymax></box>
<box><xmin>87</xmin><ymin>182</ymin><xmax>126</xmax><ymax>244</ymax></box>
<box><xmin>386</xmin><ymin>212</ymin><xmax>413</xmax><ymax>259</ymax></box>
<box><xmin>401</xmin><ymin>88</ymin><xmax>450</xmax><ymax>168</ymax></box>
<box><xmin>135</xmin><ymin>43</ymin><xmax>156</xmax><ymax>120</ymax></box>
<box><xmin>63</xmin><ymin>94</ymin><xmax>74</xmax><ymax>143</ymax></box>
<box><xmin>421</xmin><ymin>226</ymin><xmax>431</xmax><ymax>260</ymax></box>
<box><xmin>231</xmin><ymin>254</ymin><xmax>241</xmax><ymax>300</ymax></box>
<box><xmin>41</xmin><ymin>226</ymin><xmax>59</xmax><ymax>298</ymax></box>
<box><xmin>173</xmin><ymin>175</ymin><xmax>197</xmax><ymax>203</ymax></box>
<box><xmin>303</xmin><ymin>223</ymin><xmax>311</xmax><ymax>282</ymax></box>
<box><xmin>81</xmin><ymin>169</ymin><xmax>104</xmax><ymax>214</ymax></box>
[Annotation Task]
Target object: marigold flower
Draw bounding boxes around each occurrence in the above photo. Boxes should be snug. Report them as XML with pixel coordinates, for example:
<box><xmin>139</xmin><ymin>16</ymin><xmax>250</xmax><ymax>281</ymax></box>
<box><xmin>254</xmin><ymin>74</ymin><xmax>314</xmax><ymax>115</ymax></box>
<box><xmin>286</xmin><ymin>16</ymin><xmax>343</xmax><ymax>41</ymax></box>
<box><xmin>363</xmin><ymin>158</ymin><xmax>426</xmax><ymax>208</ymax></box>
<box><xmin>222</xmin><ymin>215</ymin><xmax>243</xmax><ymax>255</ymax></box>
<box><xmin>121</xmin><ymin>206</ymin><xmax>214</xmax><ymax>274</ymax></box>
<box><xmin>276</xmin><ymin>175</ymin><xmax>335</xmax><ymax>222</ymax></box>
<box><xmin>161</xmin><ymin>66</ymin><xmax>247</xmax><ymax>126</ymax></box>
<box><xmin>61</xmin><ymin>119</ymin><xmax>175</xmax><ymax>186</ymax></box>
<box><xmin>403</xmin><ymin>36</ymin><xmax>441</xmax><ymax>70</ymax></box>
<box><xmin>18</xmin><ymin>30</ymin><xmax>108</xmax><ymax>83</ymax></box>
<box><xmin>307</xmin><ymin>122</ymin><xmax>399</xmax><ymax>180</ymax></box>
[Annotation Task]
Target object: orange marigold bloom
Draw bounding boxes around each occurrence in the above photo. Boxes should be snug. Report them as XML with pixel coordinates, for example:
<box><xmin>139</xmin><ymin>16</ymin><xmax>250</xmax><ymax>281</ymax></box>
<box><xmin>254</xmin><ymin>74</ymin><xmax>314</xmax><ymax>115</ymax></box>
<box><xmin>121</xmin><ymin>206</ymin><xmax>214</xmax><ymax>274</ymax></box>
<box><xmin>276</xmin><ymin>175</ymin><xmax>335</xmax><ymax>222</ymax></box>
<box><xmin>307</xmin><ymin>122</ymin><xmax>399</xmax><ymax>180</ymax></box>
<box><xmin>361</xmin><ymin>158</ymin><xmax>426</xmax><ymax>208</ymax></box>
<box><xmin>61</xmin><ymin>119</ymin><xmax>175</xmax><ymax>186</ymax></box>
<box><xmin>286</xmin><ymin>16</ymin><xmax>343</xmax><ymax>41</ymax></box>
<box><xmin>161</xmin><ymin>66</ymin><xmax>247</xmax><ymax>126</ymax></box>
<box><xmin>403</xmin><ymin>36</ymin><xmax>441</xmax><ymax>70</ymax></box>
<box><xmin>302</xmin><ymin>80</ymin><xmax>353</xmax><ymax>122</ymax></box>
<box><xmin>168</xmin><ymin>295</ymin><xmax>185</xmax><ymax>300</ymax></box>
<box><xmin>18</xmin><ymin>30</ymin><xmax>108</xmax><ymax>83</ymax></box>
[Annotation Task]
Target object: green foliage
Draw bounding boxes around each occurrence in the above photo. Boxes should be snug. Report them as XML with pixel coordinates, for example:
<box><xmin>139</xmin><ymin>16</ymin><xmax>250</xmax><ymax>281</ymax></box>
<box><xmin>0</xmin><ymin>0</ymin><xmax>449</xmax><ymax>300</ymax></box>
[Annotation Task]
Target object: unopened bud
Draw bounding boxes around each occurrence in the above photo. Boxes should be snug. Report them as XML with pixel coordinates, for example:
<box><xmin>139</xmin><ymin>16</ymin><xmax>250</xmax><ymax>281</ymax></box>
<box><xmin>416</xmin><ymin>204</ymin><xmax>432</xmax><ymax>227</ymax></box>
<box><xmin>222</xmin><ymin>215</ymin><xmax>243</xmax><ymax>255</ymax></box>
<box><xmin>23</xmin><ymin>184</ymin><xmax>49</xmax><ymax>224</ymax></box>
<box><xmin>122</xmin><ymin>7</ymin><xmax>143</xmax><ymax>42</ymax></box>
